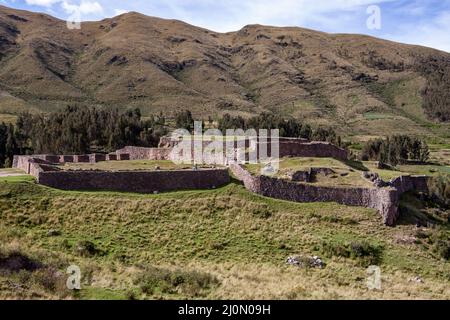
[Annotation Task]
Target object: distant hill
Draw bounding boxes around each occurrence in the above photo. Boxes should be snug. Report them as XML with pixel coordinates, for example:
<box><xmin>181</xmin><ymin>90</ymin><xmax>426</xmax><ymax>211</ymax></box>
<box><xmin>0</xmin><ymin>5</ymin><xmax>449</xmax><ymax>140</ymax></box>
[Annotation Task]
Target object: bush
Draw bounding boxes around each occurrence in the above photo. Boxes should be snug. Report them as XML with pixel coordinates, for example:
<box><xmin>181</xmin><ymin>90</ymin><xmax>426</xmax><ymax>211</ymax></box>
<box><xmin>75</xmin><ymin>241</ymin><xmax>102</xmax><ymax>257</ymax></box>
<box><xmin>430</xmin><ymin>229</ymin><xmax>450</xmax><ymax>260</ymax></box>
<box><xmin>415</xmin><ymin>227</ymin><xmax>450</xmax><ymax>260</ymax></box>
<box><xmin>136</xmin><ymin>266</ymin><xmax>219</xmax><ymax>297</ymax></box>
<box><xmin>320</xmin><ymin>240</ymin><xmax>383</xmax><ymax>266</ymax></box>
<box><xmin>428</xmin><ymin>174</ymin><xmax>450</xmax><ymax>208</ymax></box>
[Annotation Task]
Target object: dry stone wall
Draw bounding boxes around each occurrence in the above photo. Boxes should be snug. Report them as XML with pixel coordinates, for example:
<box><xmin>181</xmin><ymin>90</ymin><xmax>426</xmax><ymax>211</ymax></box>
<box><xmin>115</xmin><ymin>146</ymin><xmax>172</xmax><ymax>161</ymax></box>
<box><xmin>230</xmin><ymin>164</ymin><xmax>429</xmax><ymax>226</ymax></box>
<box><xmin>389</xmin><ymin>175</ymin><xmax>429</xmax><ymax>194</ymax></box>
<box><xmin>37</xmin><ymin>169</ymin><xmax>229</xmax><ymax>193</ymax></box>
<box><xmin>14</xmin><ymin>155</ymin><xmax>229</xmax><ymax>193</ymax></box>
<box><xmin>278</xmin><ymin>141</ymin><xmax>348</xmax><ymax>160</ymax></box>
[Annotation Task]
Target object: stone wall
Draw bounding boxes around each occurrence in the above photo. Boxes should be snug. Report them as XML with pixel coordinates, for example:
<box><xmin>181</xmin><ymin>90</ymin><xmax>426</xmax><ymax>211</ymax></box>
<box><xmin>117</xmin><ymin>139</ymin><xmax>348</xmax><ymax>163</ymax></box>
<box><xmin>230</xmin><ymin>164</ymin><xmax>424</xmax><ymax>226</ymax></box>
<box><xmin>37</xmin><ymin>168</ymin><xmax>230</xmax><ymax>193</ymax></box>
<box><xmin>14</xmin><ymin>155</ymin><xmax>31</xmax><ymax>173</ymax></box>
<box><xmin>389</xmin><ymin>175</ymin><xmax>429</xmax><ymax>194</ymax></box>
<box><xmin>115</xmin><ymin>146</ymin><xmax>172</xmax><ymax>161</ymax></box>
<box><xmin>278</xmin><ymin>141</ymin><xmax>348</xmax><ymax>160</ymax></box>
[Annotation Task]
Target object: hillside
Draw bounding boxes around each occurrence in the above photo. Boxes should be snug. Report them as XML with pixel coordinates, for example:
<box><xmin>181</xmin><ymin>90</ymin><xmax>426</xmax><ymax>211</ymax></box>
<box><xmin>0</xmin><ymin>175</ymin><xmax>449</xmax><ymax>299</ymax></box>
<box><xmin>0</xmin><ymin>5</ymin><xmax>449</xmax><ymax>141</ymax></box>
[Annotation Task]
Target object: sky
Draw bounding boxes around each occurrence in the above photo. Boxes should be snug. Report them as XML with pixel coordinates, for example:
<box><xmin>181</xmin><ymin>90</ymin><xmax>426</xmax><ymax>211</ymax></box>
<box><xmin>1</xmin><ymin>0</ymin><xmax>450</xmax><ymax>52</ymax></box>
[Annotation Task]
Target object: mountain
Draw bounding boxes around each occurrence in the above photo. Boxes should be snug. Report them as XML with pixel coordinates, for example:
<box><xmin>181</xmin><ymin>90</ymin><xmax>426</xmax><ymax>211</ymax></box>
<box><xmin>0</xmin><ymin>5</ymin><xmax>449</xmax><ymax>140</ymax></box>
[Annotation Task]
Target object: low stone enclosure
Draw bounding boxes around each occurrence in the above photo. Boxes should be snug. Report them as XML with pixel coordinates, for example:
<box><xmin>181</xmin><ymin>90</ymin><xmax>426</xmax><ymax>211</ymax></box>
<box><xmin>229</xmin><ymin>164</ymin><xmax>429</xmax><ymax>226</ymax></box>
<box><xmin>12</xmin><ymin>137</ymin><xmax>430</xmax><ymax>226</ymax></box>
<box><xmin>13</xmin><ymin>155</ymin><xmax>230</xmax><ymax>193</ymax></box>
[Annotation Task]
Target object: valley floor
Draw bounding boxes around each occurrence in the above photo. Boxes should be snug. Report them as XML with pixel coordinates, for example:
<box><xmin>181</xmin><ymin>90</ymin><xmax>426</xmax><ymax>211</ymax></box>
<box><xmin>0</xmin><ymin>176</ymin><xmax>448</xmax><ymax>300</ymax></box>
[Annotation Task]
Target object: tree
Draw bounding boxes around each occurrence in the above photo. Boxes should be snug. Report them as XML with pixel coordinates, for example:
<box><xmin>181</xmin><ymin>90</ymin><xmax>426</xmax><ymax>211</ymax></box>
<box><xmin>361</xmin><ymin>135</ymin><xmax>430</xmax><ymax>166</ymax></box>
<box><xmin>418</xmin><ymin>141</ymin><xmax>430</xmax><ymax>163</ymax></box>
<box><xmin>299</xmin><ymin>124</ymin><xmax>312</xmax><ymax>140</ymax></box>
<box><xmin>10</xmin><ymin>106</ymin><xmax>168</xmax><ymax>156</ymax></box>
<box><xmin>175</xmin><ymin>110</ymin><xmax>194</xmax><ymax>132</ymax></box>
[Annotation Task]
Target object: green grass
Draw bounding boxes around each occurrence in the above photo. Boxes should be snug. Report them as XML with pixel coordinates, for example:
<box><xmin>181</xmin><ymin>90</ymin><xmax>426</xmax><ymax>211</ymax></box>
<box><xmin>77</xmin><ymin>287</ymin><xmax>129</xmax><ymax>300</ymax></box>
<box><xmin>0</xmin><ymin>175</ymin><xmax>36</xmax><ymax>183</ymax></box>
<box><xmin>246</xmin><ymin>157</ymin><xmax>373</xmax><ymax>187</ymax></box>
<box><xmin>0</xmin><ymin>178</ymin><xmax>449</xmax><ymax>300</ymax></box>
<box><xmin>363</xmin><ymin>113</ymin><xmax>396</xmax><ymax>121</ymax></box>
<box><xmin>364</xmin><ymin>162</ymin><xmax>450</xmax><ymax>181</ymax></box>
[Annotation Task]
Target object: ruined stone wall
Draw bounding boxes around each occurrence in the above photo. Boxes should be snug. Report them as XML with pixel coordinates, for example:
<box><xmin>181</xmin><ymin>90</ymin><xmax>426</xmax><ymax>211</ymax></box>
<box><xmin>14</xmin><ymin>155</ymin><xmax>32</xmax><ymax>173</ymax></box>
<box><xmin>28</xmin><ymin>160</ymin><xmax>44</xmax><ymax>177</ymax></box>
<box><xmin>116</xmin><ymin>146</ymin><xmax>172</xmax><ymax>161</ymax></box>
<box><xmin>230</xmin><ymin>164</ymin><xmax>399</xmax><ymax>225</ymax></box>
<box><xmin>389</xmin><ymin>176</ymin><xmax>430</xmax><ymax>194</ymax></box>
<box><xmin>118</xmin><ymin>139</ymin><xmax>348</xmax><ymax>163</ymax></box>
<box><xmin>37</xmin><ymin>169</ymin><xmax>230</xmax><ymax>193</ymax></box>
<box><xmin>278</xmin><ymin>141</ymin><xmax>348</xmax><ymax>160</ymax></box>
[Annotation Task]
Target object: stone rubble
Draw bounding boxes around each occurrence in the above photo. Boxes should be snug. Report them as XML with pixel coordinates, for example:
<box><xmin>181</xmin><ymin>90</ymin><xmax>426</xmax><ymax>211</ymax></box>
<box><xmin>286</xmin><ymin>255</ymin><xmax>325</xmax><ymax>269</ymax></box>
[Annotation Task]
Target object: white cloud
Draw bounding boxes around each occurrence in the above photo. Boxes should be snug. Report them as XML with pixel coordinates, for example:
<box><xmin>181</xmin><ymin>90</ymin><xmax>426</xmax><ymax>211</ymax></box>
<box><xmin>25</xmin><ymin>0</ymin><xmax>61</xmax><ymax>7</ymax></box>
<box><xmin>61</xmin><ymin>0</ymin><xmax>103</xmax><ymax>15</ymax></box>
<box><xmin>114</xmin><ymin>9</ymin><xmax>129</xmax><ymax>16</ymax></box>
<box><xmin>384</xmin><ymin>11</ymin><xmax>450</xmax><ymax>52</ymax></box>
<box><xmin>148</xmin><ymin>0</ymin><xmax>396</xmax><ymax>32</ymax></box>
<box><xmin>24</xmin><ymin>0</ymin><xmax>103</xmax><ymax>15</ymax></box>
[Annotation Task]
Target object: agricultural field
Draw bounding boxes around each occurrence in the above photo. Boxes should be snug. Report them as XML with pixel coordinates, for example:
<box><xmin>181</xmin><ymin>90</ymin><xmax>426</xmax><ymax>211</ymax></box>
<box><xmin>0</xmin><ymin>176</ymin><xmax>449</xmax><ymax>300</ymax></box>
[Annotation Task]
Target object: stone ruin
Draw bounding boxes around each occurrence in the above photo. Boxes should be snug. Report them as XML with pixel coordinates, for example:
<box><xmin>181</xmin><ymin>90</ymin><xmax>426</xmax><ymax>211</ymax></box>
<box><xmin>230</xmin><ymin>164</ymin><xmax>430</xmax><ymax>226</ymax></box>
<box><xmin>11</xmin><ymin>136</ymin><xmax>430</xmax><ymax>226</ymax></box>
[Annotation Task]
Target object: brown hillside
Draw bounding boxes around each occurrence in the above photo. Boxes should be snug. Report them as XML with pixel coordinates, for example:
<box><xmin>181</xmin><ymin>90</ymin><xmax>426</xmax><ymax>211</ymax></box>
<box><xmin>0</xmin><ymin>5</ymin><xmax>449</xmax><ymax>139</ymax></box>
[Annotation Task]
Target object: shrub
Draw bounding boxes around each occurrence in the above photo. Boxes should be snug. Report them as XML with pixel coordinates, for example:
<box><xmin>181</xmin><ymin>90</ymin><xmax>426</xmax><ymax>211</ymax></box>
<box><xmin>320</xmin><ymin>240</ymin><xmax>383</xmax><ymax>266</ymax></box>
<box><xmin>428</xmin><ymin>174</ymin><xmax>450</xmax><ymax>208</ymax></box>
<box><xmin>75</xmin><ymin>240</ymin><xmax>102</xmax><ymax>257</ymax></box>
<box><xmin>136</xmin><ymin>266</ymin><xmax>219</xmax><ymax>297</ymax></box>
<box><xmin>430</xmin><ymin>229</ymin><xmax>450</xmax><ymax>260</ymax></box>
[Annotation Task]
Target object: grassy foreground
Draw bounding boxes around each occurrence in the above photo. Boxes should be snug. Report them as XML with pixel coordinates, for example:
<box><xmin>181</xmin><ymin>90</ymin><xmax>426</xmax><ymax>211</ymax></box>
<box><xmin>0</xmin><ymin>176</ymin><xmax>448</xmax><ymax>300</ymax></box>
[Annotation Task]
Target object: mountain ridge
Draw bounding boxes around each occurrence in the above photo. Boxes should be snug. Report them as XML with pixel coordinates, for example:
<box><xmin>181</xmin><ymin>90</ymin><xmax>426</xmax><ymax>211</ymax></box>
<box><xmin>0</xmin><ymin>4</ymin><xmax>449</xmax><ymax>140</ymax></box>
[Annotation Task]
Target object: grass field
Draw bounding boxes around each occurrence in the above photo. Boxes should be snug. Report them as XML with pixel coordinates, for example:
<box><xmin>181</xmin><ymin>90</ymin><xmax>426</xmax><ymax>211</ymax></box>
<box><xmin>245</xmin><ymin>158</ymin><xmax>373</xmax><ymax>187</ymax></box>
<box><xmin>244</xmin><ymin>157</ymin><xmax>450</xmax><ymax>188</ymax></box>
<box><xmin>364</xmin><ymin>162</ymin><xmax>450</xmax><ymax>181</ymax></box>
<box><xmin>0</xmin><ymin>177</ymin><xmax>448</xmax><ymax>300</ymax></box>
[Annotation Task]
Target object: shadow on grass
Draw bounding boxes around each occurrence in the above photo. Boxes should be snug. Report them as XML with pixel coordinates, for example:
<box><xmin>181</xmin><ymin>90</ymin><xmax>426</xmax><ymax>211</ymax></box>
<box><xmin>396</xmin><ymin>192</ymin><xmax>448</xmax><ymax>227</ymax></box>
<box><xmin>342</xmin><ymin>159</ymin><xmax>369</xmax><ymax>172</ymax></box>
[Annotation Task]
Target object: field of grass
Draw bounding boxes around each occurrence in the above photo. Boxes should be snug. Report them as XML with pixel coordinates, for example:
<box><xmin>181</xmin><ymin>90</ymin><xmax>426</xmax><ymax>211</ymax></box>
<box><xmin>246</xmin><ymin>158</ymin><xmax>373</xmax><ymax>187</ymax></box>
<box><xmin>0</xmin><ymin>177</ymin><xmax>448</xmax><ymax>300</ymax></box>
<box><xmin>62</xmin><ymin>160</ymin><xmax>221</xmax><ymax>171</ymax></box>
<box><xmin>364</xmin><ymin>162</ymin><xmax>450</xmax><ymax>181</ymax></box>
<box><xmin>245</xmin><ymin>157</ymin><xmax>450</xmax><ymax>187</ymax></box>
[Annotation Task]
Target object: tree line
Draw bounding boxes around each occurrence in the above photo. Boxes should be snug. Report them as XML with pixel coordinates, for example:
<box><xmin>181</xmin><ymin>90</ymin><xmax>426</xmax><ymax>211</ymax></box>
<box><xmin>175</xmin><ymin>110</ymin><xmax>343</xmax><ymax>146</ymax></box>
<box><xmin>0</xmin><ymin>106</ymin><xmax>168</xmax><ymax>167</ymax></box>
<box><xmin>361</xmin><ymin>135</ymin><xmax>430</xmax><ymax>166</ymax></box>
<box><xmin>0</xmin><ymin>108</ymin><xmax>432</xmax><ymax>169</ymax></box>
<box><xmin>0</xmin><ymin>109</ymin><xmax>346</xmax><ymax>167</ymax></box>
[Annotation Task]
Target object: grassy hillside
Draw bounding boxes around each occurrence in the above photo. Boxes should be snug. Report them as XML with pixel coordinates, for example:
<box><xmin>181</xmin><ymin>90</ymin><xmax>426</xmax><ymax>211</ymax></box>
<box><xmin>0</xmin><ymin>5</ymin><xmax>449</xmax><ymax>143</ymax></box>
<box><xmin>0</xmin><ymin>176</ymin><xmax>448</xmax><ymax>299</ymax></box>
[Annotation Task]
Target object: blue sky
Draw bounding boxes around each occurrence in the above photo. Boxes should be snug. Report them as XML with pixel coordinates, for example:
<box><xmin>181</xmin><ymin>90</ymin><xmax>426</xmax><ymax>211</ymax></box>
<box><xmin>1</xmin><ymin>0</ymin><xmax>450</xmax><ymax>52</ymax></box>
